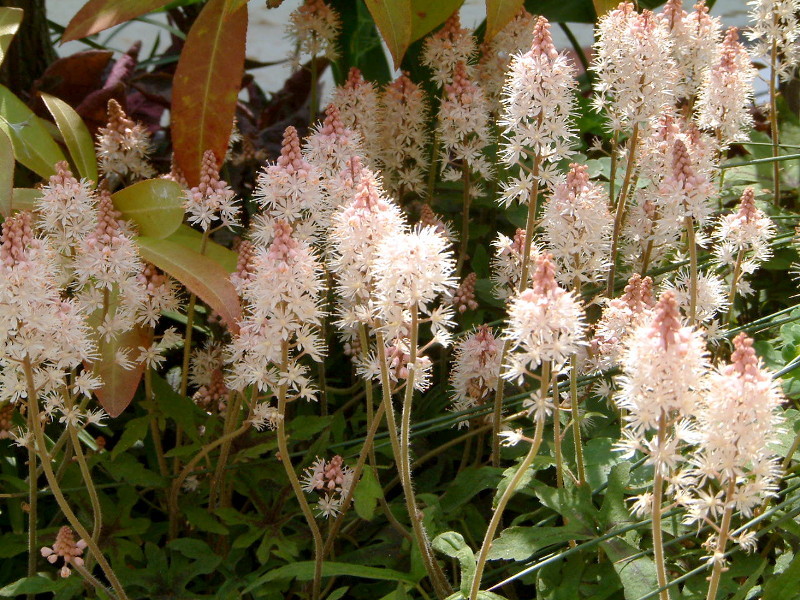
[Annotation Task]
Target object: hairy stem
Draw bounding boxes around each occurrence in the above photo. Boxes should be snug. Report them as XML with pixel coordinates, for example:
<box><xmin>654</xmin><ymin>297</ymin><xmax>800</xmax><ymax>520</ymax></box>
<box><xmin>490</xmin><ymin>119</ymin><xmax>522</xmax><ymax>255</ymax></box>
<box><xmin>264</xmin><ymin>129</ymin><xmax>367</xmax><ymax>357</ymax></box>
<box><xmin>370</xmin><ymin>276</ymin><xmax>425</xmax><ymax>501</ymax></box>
<box><xmin>570</xmin><ymin>354</ymin><xmax>586</xmax><ymax>486</ymax></box>
<box><xmin>726</xmin><ymin>249</ymin><xmax>745</xmax><ymax>326</ymax></box>
<box><xmin>24</xmin><ymin>359</ymin><xmax>128</xmax><ymax>600</ymax></box>
<box><xmin>276</xmin><ymin>341</ymin><xmax>324</xmax><ymax>600</ymax></box>
<box><xmin>769</xmin><ymin>34</ymin><xmax>781</xmax><ymax>207</ymax></box>
<box><xmin>685</xmin><ymin>216</ymin><xmax>698</xmax><ymax>325</ymax></box>
<box><xmin>456</xmin><ymin>166</ymin><xmax>472</xmax><ymax>277</ymax></box>
<box><xmin>652</xmin><ymin>413</ymin><xmax>671</xmax><ymax>600</ymax></box>
<box><xmin>209</xmin><ymin>392</ymin><xmax>243</xmax><ymax>510</ymax></box>
<box><xmin>607</xmin><ymin>123</ymin><xmax>640</xmax><ymax>298</ymax></box>
<box><xmin>705</xmin><ymin>480</ymin><xmax>737</xmax><ymax>600</ymax></box>
<box><xmin>144</xmin><ymin>369</ymin><xmax>168</xmax><ymax>479</ymax></box>
<box><xmin>471</xmin><ymin>362</ymin><xmax>550</xmax><ymax>600</ymax></box>
<box><xmin>26</xmin><ymin>407</ymin><xmax>37</xmax><ymax>600</ymax></box>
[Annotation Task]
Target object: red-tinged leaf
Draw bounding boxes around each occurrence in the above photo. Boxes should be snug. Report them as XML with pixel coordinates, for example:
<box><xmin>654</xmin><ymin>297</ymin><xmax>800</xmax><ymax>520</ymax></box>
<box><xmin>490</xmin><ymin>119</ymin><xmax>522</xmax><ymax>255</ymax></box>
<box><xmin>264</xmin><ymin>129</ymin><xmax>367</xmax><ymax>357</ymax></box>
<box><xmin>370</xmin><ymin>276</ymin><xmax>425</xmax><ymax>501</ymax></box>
<box><xmin>31</xmin><ymin>50</ymin><xmax>112</xmax><ymax>115</ymax></box>
<box><xmin>0</xmin><ymin>7</ymin><xmax>23</xmax><ymax>68</ymax></box>
<box><xmin>136</xmin><ymin>236</ymin><xmax>242</xmax><ymax>333</ymax></box>
<box><xmin>89</xmin><ymin>326</ymin><xmax>152</xmax><ymax>418</ymax></box>
<box><xmin>61</xmin><ymin>0</ymin><xmax>174</xmax><ymax>42</ymax></box>
<box><xmin>410</xmin><ymin>0</ymin><xmax>463</xmax><ymax>43</ymax></box>
<box><xmin>0</xmin><ymin>127</ymin><xmax>12</xmax><ymax>217</ymax></box>
<box><xmin>485</xmin><ymin>0</ymin><xmax>524</xmax><ymax>43</ymax></box>
<box><xmin>172</xmin><ymin>0</ymin><xmax>248</xmax><ymax>186</ymax></box>
<box><xmin>364</xmin><ymin>0</ymin><xmax>412</xmax><ymax>69</ymax></box>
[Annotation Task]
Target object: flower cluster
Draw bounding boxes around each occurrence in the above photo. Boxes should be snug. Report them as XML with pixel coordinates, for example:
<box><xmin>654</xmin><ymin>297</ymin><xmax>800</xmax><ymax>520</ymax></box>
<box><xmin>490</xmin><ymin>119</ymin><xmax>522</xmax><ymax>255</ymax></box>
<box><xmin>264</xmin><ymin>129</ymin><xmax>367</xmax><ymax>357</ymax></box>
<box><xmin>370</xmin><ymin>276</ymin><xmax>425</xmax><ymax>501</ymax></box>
<box><xmin>287</xmin><ymin>0</ymin><xmax>341</xmax><ymax>68</ymax></box>
<box><xmin>183</xmin><ymin>150</ymin><xmax>239</xmax><ymax>231</ymax></box>
<box><xmin>40</xmin><ymin>526</ymin><xmax>87</xmax><ymax>578</ymax></box>
<box><xmin>302</xmin><ymin>455</ymin><xmax>355</xmax><ymax>518</ymax></box>
<box><xmin>331</xmin><ymin>67</ymin><xmax>382</xmax><ymax>167</ymax></box>
<box><xmin>450</xmin><ymin>326</ymin><xmax>503</xmax><ymax>427</ymax></box>
<box><xmin>421</xmin><ymin>12</ymin><xmax>476</xmax><ymax>88</ymax></box>
<box><xmin>96</xmin><ymin>99</ymin><xmax>154</xmax><ymax>181</ymax></box>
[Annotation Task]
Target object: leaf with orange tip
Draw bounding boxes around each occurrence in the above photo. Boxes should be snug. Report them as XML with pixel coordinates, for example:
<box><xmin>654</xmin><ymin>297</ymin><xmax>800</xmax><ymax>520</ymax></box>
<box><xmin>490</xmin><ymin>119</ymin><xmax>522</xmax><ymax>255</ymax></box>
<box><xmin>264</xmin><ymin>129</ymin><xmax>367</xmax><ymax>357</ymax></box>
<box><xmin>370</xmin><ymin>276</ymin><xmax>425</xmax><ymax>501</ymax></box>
<box><xmin>363</xmin><ymin>0</ymin><xmax>412</xmax><ymax>69</ymax></box>
<box><xmin>61</xmin><ymin>0</ymin><xmax>173</xmax><ymax>43</ymax></box>
<box><xmin>89</xmin><ymin>326</ymin><xmax>152</xmax><ymax>418</ymax></box>
<box><xmin>171</xmin><ymin>0</ymin><xmax>248</xmax><ymax>186</ymax></box>
<box><xmin>485</xmin><ymin>0</ymin><xmax>524</xmax><ymax>43</ymax></box>
<box><xmin>136</xmin><ymin>236</ymin><xmax>242</xmax><ymax>334</ymax></box>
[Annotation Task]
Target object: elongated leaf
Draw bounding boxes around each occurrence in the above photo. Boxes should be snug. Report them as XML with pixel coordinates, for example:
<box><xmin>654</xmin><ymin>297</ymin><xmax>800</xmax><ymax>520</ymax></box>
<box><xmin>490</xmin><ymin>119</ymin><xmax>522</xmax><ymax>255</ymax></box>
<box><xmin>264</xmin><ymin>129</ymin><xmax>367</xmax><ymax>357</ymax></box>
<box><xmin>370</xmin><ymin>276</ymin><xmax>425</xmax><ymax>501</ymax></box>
<box><xmin>0</xmin><ymin>8</ymin><xmax>22</xmax><ymax>68</ymax></box>
<box><xmin>111</xmin><ymin>179</ymin><xmax>184</xmax><ymax>238</ymax></box>
<box><xmin>40</xmin><ymin>93</ymin><xmax>98</xmax><ymax>184</ymax></box>
<box><xmin>592</xmin><ymin>0</ymin><xmax>618</xmax><ymax>18</ymax></box>
<box><xmin>0</xmin><ymin>86</ymin><xmax>65</xmax><ymax>178</ymax></box>
<box><xmin>487</xmin><ymin>526</ymin><xmax>591</xmax><ymax>561</ymax></box>
<box><xmin>136</xmin><ymin>236</ymin><xmax>242</xmax><ymax>333</ymax></box>
<box><xmin>432</xmin><ymin>531</ymin><xmax>475</xmax><ymax>598</ymax></box>
<box><xmin>0</xmin><ymin>127</ymin><xmax>12</xmax><ymax>217</ymax></box>
<box><xmin>10</xmin><ymin>188</ymin><xmax>41</xmax><ymax>213</ymax></box>
<box><xmin>409</xmin><ymin>0</ymin><xmax>463</xmax><ymax>43</ymax></box>
<box><xmin>364</xmin><ymin>0</ymin><xmax>412</xmax><ymax>69</ymax></box>
<box><xmin>61</xmin><ymin>0</ymin><xmax>174</xmax><ymax>42</ymax></box>
<box><xmin>87</xmin><ymin>323</ymin><xmax>151</xmax><ymax>418</ymax></box>
<box><xmin>353</xmin><ymin>464</ymin><xmax>381</xmax><ymax>521</ymax></box>
<box><xmin>600</xmin><ymin>538</ymin><xmax>659</xmax><ymax>600</ymax></box>
<box><xmin>485</xmin><ymin>0</ymin><xmax>524</xmax><ymax>43</ymax></box>
<box><xmin>172</xmin><ymin>0</ymin><xmax>247</xmax><ymax>186</ymax></box>
<box><xmin>168</xmin><ymin>224</ymin><xmax>238</xmax><ymax>272</ymax></box>
<box><xmin>243</xmin><ymin>561</ymin><xmax>418</xmax><ymax>593</ymax></box>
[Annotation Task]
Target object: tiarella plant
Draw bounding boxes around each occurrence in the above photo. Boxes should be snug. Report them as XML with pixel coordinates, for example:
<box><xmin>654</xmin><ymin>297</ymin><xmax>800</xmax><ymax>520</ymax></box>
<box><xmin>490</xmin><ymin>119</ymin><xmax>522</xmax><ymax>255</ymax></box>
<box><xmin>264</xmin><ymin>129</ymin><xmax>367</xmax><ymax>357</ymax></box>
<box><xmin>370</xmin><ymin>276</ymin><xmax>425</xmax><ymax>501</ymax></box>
<box><xmin>2</xmin><ymin>1</ymin><xmax>800</xmax><ymax>600</ymax></box>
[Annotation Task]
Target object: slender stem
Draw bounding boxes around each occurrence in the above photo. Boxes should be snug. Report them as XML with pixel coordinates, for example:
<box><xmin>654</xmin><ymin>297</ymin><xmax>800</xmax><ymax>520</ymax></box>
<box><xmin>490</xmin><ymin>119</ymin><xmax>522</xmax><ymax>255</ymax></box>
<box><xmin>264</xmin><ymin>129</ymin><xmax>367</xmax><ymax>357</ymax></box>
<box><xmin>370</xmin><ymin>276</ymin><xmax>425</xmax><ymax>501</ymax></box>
<box><xmin>769</xmin><ymin>34</ymin><xmax>781</xmax><ymax>207</ymax></box>
<box><xmin>209</xmin><ymin>392</ymin><xmax>242</xmax><ymax>510</ymax></box>
<box><xmin>570</xmin><ymin>354</ymin><xmax>585</xmax><ymax>486</ymax></box>
<box><xmin>491</xmin><ymin>153</ymin><xmax>541</xmax><ymax>467</ymax></box>
<box><xmin>427</xmin><ymin>129</ymin><xmax>440</xmax><ymax>200</ymax></box>
<box><xmin>170</xmin><ymin>421</ymin><xmax>250</xmax><ymax>516</ymax></box>
<box><xmin>705</xmin><ymin>480</ymin><xmax>737</xmax><ymax>600</ymax></box>
<box><xmin>310</xmin><ymin>48</ymin><xmax>319</xmax><ymax>124</ymax></box>
<box><xmin>276</xmin><ymin>341</ymin><xmax>324</xmax><ymax>600</ymax></box>
<box><xmin>652</xmin><ymin>413</ymin><xmax>671</xmax><ymax>600</ymax></box>
<box><xmin>399</xmin><ymin>308</ymin><xmax>452</xmax><ymax>599</ymax></box>
<box><xmin>606</xmin><ymin>123</ymin><xmax>640</xmax><ymax>298</ymax></box>
<box><xmin>685</xmin><ymin>216</ymin><xmax>698</xmax><ymax>325</ymax></box>
<box><xmin>321</xmin><ymin>401</ymin><xmax>387</xmax><ymax>558</ymax></box>
<box><xmin>26</xmin><ymin>407</ymin><xmax>37</xmax><ymax>600</ymax></box>
<box><xmin>456</xmin><ymin>166</ymin><xmax>472</xmax><ymax>277</ymax></box>
<box><xmin>609</xmin><ymin>132</ymin><xmax>619</xmax><ymax>210</ymax></box>
<box><xmin>553</xmin><ymin>373</ymin><xmax>563</xmax><ymax>489</ymax></box>
<box><xmin>144</xmin><ymin>369</ymin><xmax>168</xmax><ymax>479</ymax></box>
<box><xmin>66</xmin><ymin>415</ymin><xmax>102</xmax><ymax>545</ymax></box>
<box><xmin>24</xmin><ymin>360</ymin><xmax>128</xmax><ymax>600</ymax></box>
<box><xmin>72</xmin><ymin>562</ymin><xmax>116</xmax><ymax>598</ymax></box>
<box><xmin>470</xmin><ymin>362</ymin><xmax>550</xmax><ymax>600</ymax></box>
<box><xmin>726</xmin><ymin>249</ymin><xmax>745</xmax><ymax>326</ymax></box>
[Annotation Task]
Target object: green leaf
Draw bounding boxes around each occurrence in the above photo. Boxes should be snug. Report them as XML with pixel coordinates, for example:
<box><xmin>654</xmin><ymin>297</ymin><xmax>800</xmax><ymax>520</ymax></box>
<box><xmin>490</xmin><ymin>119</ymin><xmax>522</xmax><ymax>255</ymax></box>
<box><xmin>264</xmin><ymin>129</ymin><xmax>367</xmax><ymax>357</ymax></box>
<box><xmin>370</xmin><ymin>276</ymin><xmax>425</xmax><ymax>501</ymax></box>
<box><xmin>110</xmin><ymin>452</ymin><xmax>168</xmax><ymax>488</ymax></box>
<box><xmin>183</xmin><ymin>506</ymin><xmax>229</xmax><ymax>534</ymax></box>
<box><xmin>494</xmin><ymin>462</ymin><xmax>535</xmax><ymax>509</ymax></box>
<box><xmin>584</xmin><ymin>437</ymin><xmax>624</xmax><ymax>490</ymax></box>
<box><xmin>600</xmin><ymin>537</ymin><xmax>659</xmax><ymax>600</ymax></box>
<box><xmin>764</xmin><ymin>551</ymin><xmax>800</xmax><ymax>600</ymax></box>
<box><xmin>533</xmin><ymin>481</ymin><xmax>598</xmax><ymax>533</ymax></box>
<box><xmin>409</xmin><ymin>0</ymin><xmax>463</xmax><ymax>43</ymax></box>
<box><xmin>487</xmin><ymin>526</ymin><xmax>590</xmax><ymax>561</ymax></box>
<box><xmin>432</xmin><ymin>531</ymin><xmax>475</xmax><ymax>598</ymax></box>
<box><xmin>171</xmin><ymin>0</ymin><xmax>247</xmax><ymax>186</ymax></box>
<box><xmin>0</xmin><ymin>85</ymin><xmax>65</xmax><ymax>178</ymax></box>
<box><xmin>441</xmin><ymin>466</ymin><xmax>503</xmax><ymax>515</ymax></box>
<box><xmin>136</xmin><ymin>235</ymin><xmax>242</xmax><ymax>332</ymax></box>
<box><xmin>0</xmin><ymin>8</ymin><xmax>22</xmax><ymax>68</ymax></box>
<box><xmin>290</xmin><ymin>415</ymin><xmax>334</xmax><ymax>441</ymax></box>
<box><xmin>167</xmin><ymin>224</ymin><xmax>238</xmax><ymax>272</ymax></box>
<box><xmin>0</xmin><ymin>127</ymin><xmax>12</xmax><ymax>217</ymax></box>
<box><xmin>364</xmin><ymin>0</ymin><xmax>412</xmax><ymax>69</ymax></box>
<box><xmin>111</xmin><ymin>416</ymin><xmax>151</xmax><ymax>459</ymax></box>
<box><xmin>326</xmin><ymin>588</ymin><xmax>350</xmax><ymax>600</ymax></box>
<box><xmin>40</xmin><ymin>93</ymin><xmax>98</xmax><ymax>184</ymax></box>
<box><xmin>112</xmin><ymin>179</ymin><xmax>184</xmax><ymax>238</ymax></box>
<box><xmin>243</xmin><ymin>561</ymin><xmax>418</xmax><ymax>593</ymax></box>
<box><xmin>485</xmin><ymin>0</ymin><xmax>524</xmax><ymax>43</ymax></box>
<box><xmin>353</xmin><ymin>464</ymin><xmax>382</xmax><ymax>521</ymax></box>
<box><xmin>9</xmin><ymin>188</ymin><xmax>40</xmax><ymax>212</ymax></box>
<box><xmin>0</xmin><ymin>576</ymin><xmax>73</xmax><ymax>596</ymax></box>
<box><xmin>600</xmin><ymin>462</ymin><xmax>632</xmax><ymax>530</ymax></box>
<box><xmin>61</xmin><ymin>0</ymin><xmax>175</xmax><ymax>42</ymax></box>
<box><xmin>591</xmin><ymin>0</ymin><xmax>617</xmax><ymax>17</ymax></box>
<box><xmin>150</xmin><ymin>372</ymin><xmax>202</xmax><ymax>443</ymax></box>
